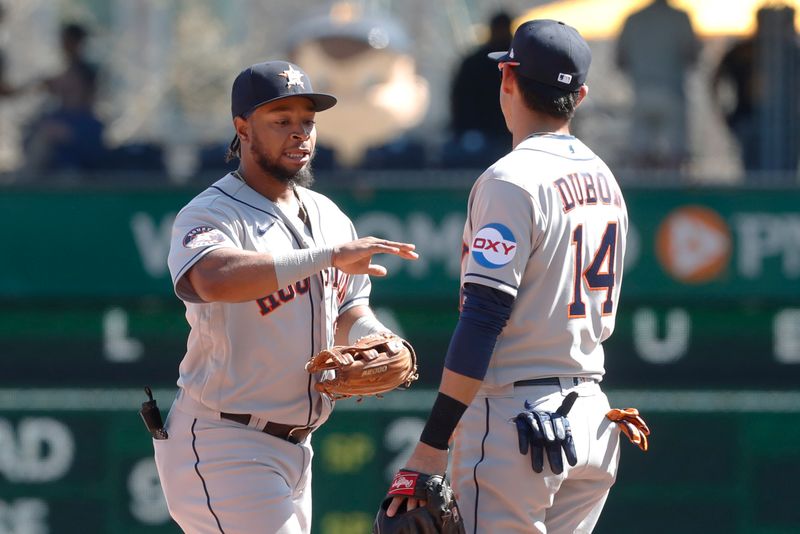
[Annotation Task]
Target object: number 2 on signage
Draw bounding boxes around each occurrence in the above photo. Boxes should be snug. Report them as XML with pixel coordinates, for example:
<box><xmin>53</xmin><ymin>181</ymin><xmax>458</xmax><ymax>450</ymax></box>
<box><xmin>568</xmin><ymin>222</ymin><xmax>618</xmax><ymax>318</ymax></box>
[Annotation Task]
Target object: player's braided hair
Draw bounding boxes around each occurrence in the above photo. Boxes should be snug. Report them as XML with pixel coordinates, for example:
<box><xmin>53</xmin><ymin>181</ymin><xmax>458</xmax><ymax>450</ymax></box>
<box><xmin>225</xmin><ymin>135</ymin><xmax>241</xmax><ymax>162</ymax></box>
<box><xmin>515</xmin><ymin>74</ymin><xmax>581</xmax><ymax>120</ymax></box>
<box><xmin>226</xmin><ymin>109</ymin><xmax>253</xmax><ymax>162</ymax></box>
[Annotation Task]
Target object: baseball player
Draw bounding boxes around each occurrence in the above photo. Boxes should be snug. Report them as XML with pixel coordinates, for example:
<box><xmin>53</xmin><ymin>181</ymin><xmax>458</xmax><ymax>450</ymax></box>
<box><xmin>153</xmin><ymin>60</ymin><xmax>417</xmax><ymax>533</ymax></box>
<box><xmin>384</xmin><ymin>20</ymin><xmax>628</xmax><ymax>533</ymax></box>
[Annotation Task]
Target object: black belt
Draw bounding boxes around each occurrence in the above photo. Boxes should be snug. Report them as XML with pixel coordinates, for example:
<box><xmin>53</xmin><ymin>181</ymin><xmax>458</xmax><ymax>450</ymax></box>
<box><xmin>220</xmin><ymin>413</ymin><xmax>314</xmax><ymax>444</ymax></box>
<box><xmin>514</xmin><ymin>377</ymin><xmax>560</xmax><ymax>387</ymax></box>
<box><xmin>514</xmin><ymin>377</ymin><xmax>596</xmax><ymax>387</ymax></box>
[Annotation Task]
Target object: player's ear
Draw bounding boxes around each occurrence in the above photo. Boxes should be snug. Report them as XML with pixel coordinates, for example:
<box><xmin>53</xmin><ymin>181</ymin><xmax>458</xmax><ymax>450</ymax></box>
<box><xmin>500</xmin><ymin>64</ymin><xmax>516</xmax><ymax>95</ymax></box>
<box><xmin>233</xmin><ymin>116</ymin><xmax>249</xmax><ymax>143</ymax></box>
<box><xmin>574</xmin><ymin>84</ymin><xmax>589</xmax><ymax>108</ymax></box>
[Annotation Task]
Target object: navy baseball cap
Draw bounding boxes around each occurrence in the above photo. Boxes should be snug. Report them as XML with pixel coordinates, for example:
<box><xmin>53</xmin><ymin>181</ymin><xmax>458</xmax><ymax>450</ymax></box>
<box><xmin>231</xmin><ymin>60</ymin><xmax>337</xmax><ymax>118</ymax></box>
<box><xmin>488</xmin><ymin>19</ymin><xmax>591</xmax><ymax>92</ymax></box>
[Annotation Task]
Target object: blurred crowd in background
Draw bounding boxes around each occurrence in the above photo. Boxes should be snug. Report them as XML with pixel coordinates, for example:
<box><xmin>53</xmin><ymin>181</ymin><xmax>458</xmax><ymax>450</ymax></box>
<box><xmin>0</xmin><ymin>0</ymin><xmax>798</xmax><ymax>187</ymax></box>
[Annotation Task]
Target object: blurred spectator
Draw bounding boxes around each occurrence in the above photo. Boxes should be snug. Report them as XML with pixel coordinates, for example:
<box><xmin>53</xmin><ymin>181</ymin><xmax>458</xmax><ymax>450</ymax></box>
<box><xmin>288</xmin><ymin>2</ymin><xmax>430</xmax><ymax>169</ymax></box>
<box><xmin>712</xmin><ymin>5</ymin><xmax>800</xmax><ymax>176</ymax></box>
<box><xmin>0</xmin><ymin>4</ymin><xmax>10</xmax><ymax>97</ymax></box>
<box><xmin>0</xmin><ymin>47</ymin><xmax>12</xmax><ymax>97</ymax></box>
<box><xmin>616</xmin><ymin>0</ymin><xmax>699</xmax><ymax>172</ymax></box>
<box><xmin>24</xmin><ymin>22</ymin><xmax>106</xmax><ymax>173</ymax></box>
<box><xmin>0</xmin><ymin>3</ymin><xmax>22</xmax><ymax>98</ymax></box>
<box><xmin>444</xmin><ymin>10</ymin><xmax>513</xmax><ymax>168</ymax></box>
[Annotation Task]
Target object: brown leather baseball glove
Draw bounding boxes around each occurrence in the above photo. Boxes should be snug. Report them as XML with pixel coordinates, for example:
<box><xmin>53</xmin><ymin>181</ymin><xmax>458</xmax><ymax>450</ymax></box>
<box><xmin>305</xmin><ymin>332</ymin><xmax>418</xmax><ymax>400</ymax></box>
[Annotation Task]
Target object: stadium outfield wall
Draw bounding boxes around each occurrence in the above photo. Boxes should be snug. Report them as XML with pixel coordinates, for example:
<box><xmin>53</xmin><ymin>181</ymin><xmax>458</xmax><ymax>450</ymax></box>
<box><xmin>1</xmin><ymin>181</ymin><xmax>799</xmax><ymax>533</ymax></box>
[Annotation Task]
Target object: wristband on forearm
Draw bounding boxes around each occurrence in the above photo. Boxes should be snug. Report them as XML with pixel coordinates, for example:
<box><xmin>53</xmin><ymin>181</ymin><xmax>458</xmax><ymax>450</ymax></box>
<box><xmin>273</xmin><ymin>246</ymin><xmax>334</xmax><ymax>288</ymax></box>
<box><xmin>419</xmin><ymin>392</ymin><xmax>469</xmax><ymax>450</ymax></box>
<box><xmin>347</xmin><ymin>314</ymin><xmax>390</xmax><ymax>344</ymax></box>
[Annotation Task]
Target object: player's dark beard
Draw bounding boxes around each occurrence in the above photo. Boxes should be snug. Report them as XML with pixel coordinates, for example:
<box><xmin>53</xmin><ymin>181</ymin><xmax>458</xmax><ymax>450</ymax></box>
<box><xmin>250</xmin><ymin>141</ymin><xmax>315</xmax><ymax>188</ymax></box>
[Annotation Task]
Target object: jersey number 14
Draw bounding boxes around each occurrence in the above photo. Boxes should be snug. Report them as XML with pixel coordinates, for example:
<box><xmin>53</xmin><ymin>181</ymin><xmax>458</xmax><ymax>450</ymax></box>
<box><xmin>568</xmin><ymin>222</ymin><xmax>618</xmax><ymax>318</ymax></box>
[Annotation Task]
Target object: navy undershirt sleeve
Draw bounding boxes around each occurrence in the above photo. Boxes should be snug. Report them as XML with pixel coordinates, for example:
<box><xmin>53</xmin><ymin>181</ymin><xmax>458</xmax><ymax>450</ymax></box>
<box><xmin>443</xmin><ymin>283</ymin><xmax>514</xmax><ymax>380</ymax></box>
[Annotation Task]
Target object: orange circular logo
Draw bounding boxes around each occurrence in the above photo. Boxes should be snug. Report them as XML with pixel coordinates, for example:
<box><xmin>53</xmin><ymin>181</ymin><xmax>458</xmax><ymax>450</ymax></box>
<box><xmin>656</xmin><ymin>206</ymin><xmax>731</xmax><ymax>283</ymax></box>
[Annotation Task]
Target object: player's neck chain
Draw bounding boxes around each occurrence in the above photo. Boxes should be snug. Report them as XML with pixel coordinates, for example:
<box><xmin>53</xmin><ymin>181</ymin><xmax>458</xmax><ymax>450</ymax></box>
<box><xmin>294</xmin><ymin>189</ymin><xmax>309</xmax><ymax>225</ymax></box>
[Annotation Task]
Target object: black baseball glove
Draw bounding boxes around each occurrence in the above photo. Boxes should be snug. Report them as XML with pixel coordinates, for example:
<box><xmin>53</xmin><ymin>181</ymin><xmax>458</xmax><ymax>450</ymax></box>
<box><xmin>373</xmin><ymin>470</ymin><xmax>465</xmax><ymax>534</ymax></box>
<box><xmin>514</xmin><ymin>391</ymin><xmax>579</xmax><ymax>474</ymax></box>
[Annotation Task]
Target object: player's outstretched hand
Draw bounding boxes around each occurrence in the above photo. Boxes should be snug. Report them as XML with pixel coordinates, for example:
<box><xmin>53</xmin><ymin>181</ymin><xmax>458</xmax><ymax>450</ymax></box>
<box><xmin>333</xmin><ymin>237</ymin><xmax>418</xmax><ymax>276</ymax></box>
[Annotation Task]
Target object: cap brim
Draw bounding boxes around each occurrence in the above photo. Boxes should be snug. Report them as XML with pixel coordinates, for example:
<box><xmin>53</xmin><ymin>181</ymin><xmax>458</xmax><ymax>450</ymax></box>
<box><xmin>487</xmin><ymin>51</ymin><xmax>510</xmax><ymax>62</ymax></box>
<box><xmin>245</xmin><ymin>93</ymin><xmax>338</xmax><ymax>116</ymax></box>
<box><xmin>305</xmin><ymin>93</ymin><xmax>338</xmax><ymax>111</ymax></box>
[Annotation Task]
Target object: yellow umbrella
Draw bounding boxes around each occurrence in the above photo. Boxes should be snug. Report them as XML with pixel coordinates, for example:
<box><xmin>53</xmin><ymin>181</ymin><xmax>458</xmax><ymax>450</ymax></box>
<box><xmin>518</xmin><ymin>0</ymin><xmax>800</xmax><ymax>39</ymax></box>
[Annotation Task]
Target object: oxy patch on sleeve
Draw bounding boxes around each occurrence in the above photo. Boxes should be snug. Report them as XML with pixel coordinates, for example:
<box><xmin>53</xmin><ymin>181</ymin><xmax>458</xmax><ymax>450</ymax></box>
<box><xmin>471</xmin><ymin>222</ymin><xmax>517</xmax><ymax>268</ymax></box>
<box><xmin>183</xmin><ymin>226</ymin><xmax>226</xmax><ymax>248</ymax></box>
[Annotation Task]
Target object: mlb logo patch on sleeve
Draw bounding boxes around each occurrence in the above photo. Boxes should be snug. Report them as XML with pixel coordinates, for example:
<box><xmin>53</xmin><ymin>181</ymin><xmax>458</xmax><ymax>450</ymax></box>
<box><xmin>183</xmin><ymin>226</ymin><xmax>226</xmax><ymax>248</ymax></box>
<box><xmin>471</xmin><ymin>223</ymin><xmax>517</xmax><ymax>268</ymax></box>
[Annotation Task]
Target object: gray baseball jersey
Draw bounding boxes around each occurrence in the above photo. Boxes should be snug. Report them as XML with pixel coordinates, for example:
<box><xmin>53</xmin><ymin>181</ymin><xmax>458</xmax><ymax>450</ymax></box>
<box><xmin>461</xmin><ymin>133</ymin><xmax>628</xmax><ymax>387</ymax></box>
<box><xmin>451</xmin><ymin>133</ymin><xmax>627</xmax><ymax>533</ymax></box>
<box><xmin>167</xmin><ymin>172</ymin><xmax>369</xmax><ymax>425</ymax></box>
<box><xmin>155</xmin><ymin>172</ymin><xmax>369</xmax><ymax>532</ymax></box>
